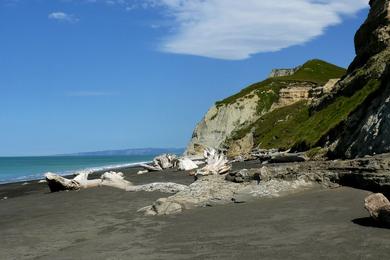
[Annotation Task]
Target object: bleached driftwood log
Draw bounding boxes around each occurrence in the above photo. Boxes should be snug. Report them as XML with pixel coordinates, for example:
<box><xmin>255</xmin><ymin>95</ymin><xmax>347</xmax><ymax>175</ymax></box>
<box><xmin>364</xmin><ymin>193</ymin><xmax>390</xmax><ymax>225</ymax></box>
<box><xmin>139</xmin><ymin>163</ymin><xmax>162</xmax><ymax>172</ymax></box>
<box><xmin>196</xmin><ymin>148</ymin><xmax>231</xmax><ymax>176</ymax></box>
<box><xmin>178</xmin><ymin>158</ymin><xmax>198</xmax><ymax>171</ymax></box>
<box><xmin>45</xmin><ymin>172</ymin><xmax>82</xmax><ymax>192</ymax></box>
<box><xmin>45</xmin><ymin>171</ymin><xmax>187</xmax><ymax>194</ymax></box>
<box><xmin>154</xmin><ymin>154</ymin><xmax>178</xmax><ymax>169</ymax></box>
<box><xmin>139</xmin><ymin>154</ymin><xmax>179</xmax><ymax>172</ymax></box>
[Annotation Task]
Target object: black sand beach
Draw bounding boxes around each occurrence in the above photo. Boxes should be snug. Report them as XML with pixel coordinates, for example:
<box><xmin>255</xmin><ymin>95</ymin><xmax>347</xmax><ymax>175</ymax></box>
<box><xmin>1</xmin><ymin>164</ymin><xmax>390</xmax><ymax>259</ymax></box>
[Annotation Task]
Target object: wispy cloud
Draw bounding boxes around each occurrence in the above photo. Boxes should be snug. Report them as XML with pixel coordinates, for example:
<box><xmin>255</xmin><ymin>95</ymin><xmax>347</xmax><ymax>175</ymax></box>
<box><xmin>66</xmin><ymin>91</ymin><xmax>117</xmax><ymax>97</ymax></box>
<box><xmin>48</xmin><ymin>11</ymin><xmax>79</xmax><ymax>23</ymax></box>
<box><xmin>143</xmin><ymin>0</ymin><xmax>369</xmax><ymax>60</ymax></box>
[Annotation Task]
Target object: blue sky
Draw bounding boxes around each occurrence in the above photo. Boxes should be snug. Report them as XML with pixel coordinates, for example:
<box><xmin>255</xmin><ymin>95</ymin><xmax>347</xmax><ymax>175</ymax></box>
<box><xmin>0</xmin><ymin>0</ymin><xmax>369</xmax><ymax>156</ymax></box>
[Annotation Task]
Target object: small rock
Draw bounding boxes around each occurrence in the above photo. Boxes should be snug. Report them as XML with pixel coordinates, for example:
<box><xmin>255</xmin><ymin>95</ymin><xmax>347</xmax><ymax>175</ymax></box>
<box><xmin>137</xmin><ymin>170</ymin><xmax>148</xmax><ymax>175</ymax></box>
<box><xmin>153</xmin><ymin>198</ymin><xmax>182</xmax><ymax>215</ymax></box>
<box><xmin>2</xmin><ymin>197</ymin><xmax>7</xmax><ymax>200</ymax></box>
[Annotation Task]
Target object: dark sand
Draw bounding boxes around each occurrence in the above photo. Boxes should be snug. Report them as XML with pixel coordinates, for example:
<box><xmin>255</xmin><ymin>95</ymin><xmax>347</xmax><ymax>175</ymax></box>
<box><xmin>1</xmin><ymin>164</ymin><xmax>390</xmax><ymax>259</ymax></box>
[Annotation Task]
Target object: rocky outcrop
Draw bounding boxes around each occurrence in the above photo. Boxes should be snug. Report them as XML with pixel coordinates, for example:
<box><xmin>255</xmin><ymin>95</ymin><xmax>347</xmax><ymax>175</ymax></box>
<box><xmin>271</xmin><ymin>82</ymin><xmax>317</xmax><ymax>109</ymax></box>
<box><xmin>269</xmin><ymin>65</ymin><xmax>302</xmax><ymax>78</ymax></box>
<box><xmin>319</xmin><ymin>0</ymin><xmax>390</xmax><ymax>158</ymax></box>
<box><xmin>322</xmin><ymin>79</ymin><xmax>340</xmax><ymax>93</ymax></box>
<box><xmin>186</xmin><ymin>94</ymin><xmax>260</xmax><ymax>155</ymax></box>
<box><xmin>225</xmin><ymin>153</ymin><xmax>390</xmax><ymax>194</ymax></box>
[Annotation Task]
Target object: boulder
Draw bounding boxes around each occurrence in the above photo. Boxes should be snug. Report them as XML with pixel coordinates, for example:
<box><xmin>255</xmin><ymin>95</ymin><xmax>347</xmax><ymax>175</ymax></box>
<box><xmin>364</xmin><ymin>193</ymin><xmax>390</xmax><ymax>225</ymax></box>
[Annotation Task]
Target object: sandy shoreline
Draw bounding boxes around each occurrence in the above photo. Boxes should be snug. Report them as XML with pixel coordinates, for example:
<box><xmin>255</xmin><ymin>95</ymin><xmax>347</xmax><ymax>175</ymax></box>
<box><xmin>1</xmin><ymin>162</ymin><xmax>390</xmax><ymax>259</ymax></box>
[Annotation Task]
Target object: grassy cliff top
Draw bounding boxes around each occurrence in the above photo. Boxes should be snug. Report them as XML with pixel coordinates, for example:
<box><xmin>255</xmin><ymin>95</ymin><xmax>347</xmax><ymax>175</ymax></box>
<box><xmin>280</xmin><ymin>59</ymin><xmax>346</xmax><ymax>84</ymax></box>
<box><xmin>216</xmin><ymin>59</ymin><xmax>346</xmax><ymax>107</ymax></box>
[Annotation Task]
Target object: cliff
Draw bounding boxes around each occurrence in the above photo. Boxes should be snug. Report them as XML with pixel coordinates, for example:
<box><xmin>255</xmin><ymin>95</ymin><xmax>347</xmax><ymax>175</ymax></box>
<box><xmin>187</xmin><ymin>0</ymin><xmax>390</xmax><ymax>159</ymax></box>
<box><xmin>186</xmin><ymin>60</ymin><xmax>346</xmax><ymax>156</ymax></box>
<box><xmin>323</xmin><ymin>0</ymin><xmax>390</xmax><ymax>158</ymax></box>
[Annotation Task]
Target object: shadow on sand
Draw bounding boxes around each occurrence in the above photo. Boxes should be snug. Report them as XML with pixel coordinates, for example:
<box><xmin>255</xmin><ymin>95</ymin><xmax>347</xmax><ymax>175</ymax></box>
<box><xmin>352</xmin><ymin>217</ymin><xmax>390</xmax><ymax>229</ymax></box>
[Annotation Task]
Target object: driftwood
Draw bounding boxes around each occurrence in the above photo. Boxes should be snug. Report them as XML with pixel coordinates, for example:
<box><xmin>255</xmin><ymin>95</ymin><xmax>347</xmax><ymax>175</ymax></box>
<box><xmin>196</xmin><ymin>148</ymin><xmax>231</xmax><ymax>176</ymax></box>
<box><xmin>45</xmin><ymin>171</ymin><xmax>187</xmax><ymax>194</ymax></box>
<box><xmin>178</xmin><ymin>158</ymin><xmax>199</xmax><ymax>171</ymax></box>
<box><xmin>139</xmin><ymin>163</ymin><xmax>162</xmax><ymax>172</ymax></box>
<box><xmin>250</xmin><ymin>148</ymin><xmax>307</xmax><ymax>164</ymax></box>
<box><xmin>364</xmin><ymin>193</ymin><xmax>390</xmax><ymax>225</ymax></box>
<box><xmin>139</xmin><ymin>154</ymin><xmax>179</xmax><ymax>172</ymax></box>
<box><xmin>154</xmin><ymin>154</ymin><xmax>178</xmax><ymax>169</ymax></box>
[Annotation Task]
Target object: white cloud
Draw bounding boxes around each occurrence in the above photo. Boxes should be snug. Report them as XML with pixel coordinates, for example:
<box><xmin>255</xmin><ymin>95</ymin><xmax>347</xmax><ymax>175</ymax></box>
<box><xmin>48</xmin><ymin>12</ymin><xmax>79</xmax><ymax>23</ymax></box>
<box><xmin>146</xmin><ymin>0</ymin><xmax>369</xmax><ymax>60</ymax></box>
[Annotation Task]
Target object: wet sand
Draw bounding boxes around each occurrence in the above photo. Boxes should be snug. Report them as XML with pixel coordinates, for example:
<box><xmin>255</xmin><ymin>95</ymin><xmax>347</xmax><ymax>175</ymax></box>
<box><xmin>0</xmin><ymin>164</ymin><xmax>389</xmax><ymax>259</ymax></box>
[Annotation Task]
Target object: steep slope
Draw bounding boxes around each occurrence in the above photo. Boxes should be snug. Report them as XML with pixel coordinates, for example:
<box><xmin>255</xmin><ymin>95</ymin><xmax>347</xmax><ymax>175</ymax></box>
<box><xmin>186</xmin><ymin>60</ymin><xmax>346</xmax><ymax>156</ymax></box>
<box><xmin>321</xmin><ymin>0</ymin><xmax>390</xmax><ymax>158</ymax></box>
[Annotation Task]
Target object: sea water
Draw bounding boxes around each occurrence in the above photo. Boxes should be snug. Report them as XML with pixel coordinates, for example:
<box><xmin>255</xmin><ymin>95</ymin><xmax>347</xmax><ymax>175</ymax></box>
<box><xmin>0</xmin><ymin>155</ymin><xmax>155</xmax><ymax>184</ymax></box>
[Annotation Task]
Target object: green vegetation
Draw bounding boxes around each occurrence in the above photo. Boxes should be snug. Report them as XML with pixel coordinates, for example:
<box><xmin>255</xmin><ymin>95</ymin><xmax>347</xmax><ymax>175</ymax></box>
<box><xmin>228</xmin><ymin>79</ymin><xmax>380</xmax><ymax>151</ymax></box>
<box><xmin>215</xmin><ymin>78</ymin><xmax>274</xmax><ymax>108</ymax></box>
<box><xmin>215</xmin><ymin>59</ymin><xmax>346</xmax><ymax>108</ymax></box>
<box><xmin>218</xmin><ymin>59</ymin><xmax>377</xmax><ymax>153</ymax></box>
<box><xmin>292</xmin><ymin>79</ymin><xmax>380</xmax><ymax>148</ymax></box>
<box><xmin>281</xmin><ymin>59</ymin><xmax>346</xmax><ymax>85</ymax></box>
<box><xmin>246</xmin><ymin>101</ymin><xmax>310</xmax><ymax>150</ymax></box>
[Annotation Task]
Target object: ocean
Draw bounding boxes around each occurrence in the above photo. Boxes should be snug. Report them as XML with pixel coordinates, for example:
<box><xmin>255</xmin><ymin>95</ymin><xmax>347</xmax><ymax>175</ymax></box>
<box><xmin>0</xmin><ymin>155</ymin><xmax>156</xmax><ymax>184</ymax></box>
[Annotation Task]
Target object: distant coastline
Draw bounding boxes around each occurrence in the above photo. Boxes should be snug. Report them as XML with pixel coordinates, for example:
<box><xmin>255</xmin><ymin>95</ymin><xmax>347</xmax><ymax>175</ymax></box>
<box><xmin>59</xmin><ymin>147</ymin><xmax>185</xmax><ymax>157</ymax></box>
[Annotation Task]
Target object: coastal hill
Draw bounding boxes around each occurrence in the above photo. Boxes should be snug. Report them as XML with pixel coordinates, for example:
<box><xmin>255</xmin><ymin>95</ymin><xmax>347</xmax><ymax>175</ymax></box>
<box><xmin>186</xmin><ymin>59</ymin><xmax>346</xmax><ymax>157</ymax></box>
<box><xmin>187</xmin><ymin>0</ymin><xmax>390</xmax><ymax>159</ymax></box>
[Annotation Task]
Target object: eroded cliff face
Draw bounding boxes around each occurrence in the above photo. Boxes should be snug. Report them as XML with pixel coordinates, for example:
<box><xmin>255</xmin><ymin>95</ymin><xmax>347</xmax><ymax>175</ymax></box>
<box><xmin>322</xmin><ymin>0</ymin><xmax>390</xmax><ymax>158</ymax></box>
<box><xmin>186</xmin><ymin>95</ymin><xmax>260</xmax><ymax>155</ymax></box>
<box><xmin>186</xmin><ymin>60</ymin><xmax>344</xmax><ymax>156</ymax></box>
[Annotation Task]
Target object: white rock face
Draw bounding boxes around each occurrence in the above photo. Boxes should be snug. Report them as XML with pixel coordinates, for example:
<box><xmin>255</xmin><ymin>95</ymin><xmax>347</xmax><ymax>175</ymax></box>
<box><xmin>185</xmin><ymin>81</ymin><xmax>329</xmax><ymax>156</ymax></box>
<box><xmin>271</xmin><ymin>82</ymin><xmax>317</xmax><ymax>110</ymax></box>
<box><xmin>322</xmin><ymin>78</ymin><xmax>340</xmax><ymax>93</ymax></box>
<box><xmin>268</xmin><ymin>66</ymin><xmax>302</xmax><ymax>78</ymax></box>
<box><xmin>186</xmin><ymin>94</ymin><xmax>260</xmax><ymax>155</ymax></box>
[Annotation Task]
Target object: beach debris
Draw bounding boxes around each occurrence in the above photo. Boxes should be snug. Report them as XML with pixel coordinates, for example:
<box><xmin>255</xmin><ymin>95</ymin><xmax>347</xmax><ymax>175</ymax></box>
<box><xmin>250</xmin><ymin>148</ymin><xmax>308</xmax><ymax>164</ymax></box>
<box><xmin>195</xmin><ymin>148</ymin><xmax>231</xmax><ymax>176</ymax></box>
<box><xmin>2</xmin><ymin>197</ymin><xmax>7</xmax><ymax>200</ymax></box>
<box><xmin>138</xmin><ymin>198</ymin><xmax>183</xmax><ymax>216</ymax></box>
<box><xmin>45</xmin><ymin>172</ymin><xmax>82</xmax><ymax>192</ymax></box>
<box><xmin>178</xmin><ymin>158</ymin><xmax>199</xmax><ymax>171</ymax></box>
<box><xmin>22</xmin><ymin>182</ymin><xmax>29</xmax><ymax>186</ymax></box>
<box><xmin>139</xmin><ymin>163</ymin><xmax>163</xmax><ymax>172</ymax></box>
<box><xmin>137</xmin><ymin>170</ymin><xmax>149</xmax><ymax>175</ymax></box>
<box><xmin>364</xmin><ymin>193</ymin><xmax>390</xmax><ymax>225</ymax></box>
<box><xmin>138</xmin><ymin>154</ymin><xmax>179</xmax><ymax>172</ymax></box>
<box><xmin>225</xmin><ymin>169</ymin><xmax>254</xmax><ymax>183</ymax></box>
<box><xmin>154</xmin><ymin>154</ymin><xmax>178</xmax><ymax>169</ymax></box>
<box><xmin>38</xmin><ymin>179</ymin><xmax>47</xmax><ymax>184</ymax></box>
<box><xmin>126</xmin><ymin>182</ymin><xmax>188</xmax><ymax>193</ymax></box>
<box><xmin>44</xmin><ymin>171</ymin><xmax>188</xmax><ymax>194</ymax></box>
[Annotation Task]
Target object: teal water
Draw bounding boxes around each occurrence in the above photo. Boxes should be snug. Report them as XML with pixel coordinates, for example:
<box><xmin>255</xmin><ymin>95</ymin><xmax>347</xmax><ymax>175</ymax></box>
<box><xmin>0</xmin><ymin>155</ymin><xmax>155</xmax><ymax>184</ymax></box>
